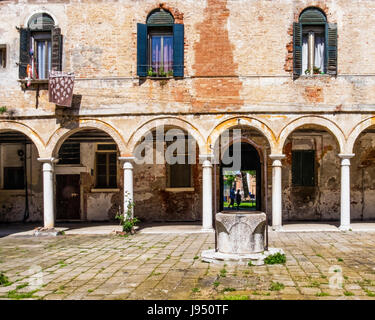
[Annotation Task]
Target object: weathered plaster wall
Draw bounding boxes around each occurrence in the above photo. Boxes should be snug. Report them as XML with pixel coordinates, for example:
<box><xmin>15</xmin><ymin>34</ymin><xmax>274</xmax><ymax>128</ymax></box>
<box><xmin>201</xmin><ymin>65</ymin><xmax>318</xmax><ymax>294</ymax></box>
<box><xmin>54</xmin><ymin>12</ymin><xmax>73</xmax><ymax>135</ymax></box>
<box><xmin>0</xmin><ymin>1</ymin><xmax>375</xmax><ymax>223</ymax></box>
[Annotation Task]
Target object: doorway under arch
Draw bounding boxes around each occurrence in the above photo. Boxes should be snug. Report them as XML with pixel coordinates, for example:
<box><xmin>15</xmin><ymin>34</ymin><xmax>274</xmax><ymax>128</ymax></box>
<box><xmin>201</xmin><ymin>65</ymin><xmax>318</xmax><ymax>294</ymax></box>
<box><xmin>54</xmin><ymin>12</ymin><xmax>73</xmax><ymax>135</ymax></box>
<box><xmin>220</xmin><ymin>142</ymin><xmax>262</xmax><ymax>212</ymax></box>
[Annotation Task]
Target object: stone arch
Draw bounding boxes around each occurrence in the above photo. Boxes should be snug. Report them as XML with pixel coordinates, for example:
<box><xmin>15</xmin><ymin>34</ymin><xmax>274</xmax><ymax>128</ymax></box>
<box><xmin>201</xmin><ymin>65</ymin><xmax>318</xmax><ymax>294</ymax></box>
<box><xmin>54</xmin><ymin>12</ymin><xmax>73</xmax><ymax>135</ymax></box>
<box><xmin>207</xmin><ymin>117</ymin><xmax>277</xmax><ymax>155</ymax></box>
<box><xmin>278</xmin><ymin>116</ymin><xmax>345</xmax><ymax>154</ymax></box>
<box><xmin>0</xmin><ymin>121</ymin><xmax>45</xmax><ymax>157</ymax></box>
<box><xmin>128</xmin><ymin>117</ymin><xmax>206</xmax><ymax>155</ymax></box>
<box><xmin>46</xmin><ymin>119</ymin><xmax>127</xmax><ymax>158</ymax></box>
<box><xmin>347</xmin><ymin>117</ymin><xmax>375</xmax><ymax>154</ymax></box>
<box><xmin>24</xmin><ymin>9</ymin><xmax>59</xmax><ymax>27</ymax></box>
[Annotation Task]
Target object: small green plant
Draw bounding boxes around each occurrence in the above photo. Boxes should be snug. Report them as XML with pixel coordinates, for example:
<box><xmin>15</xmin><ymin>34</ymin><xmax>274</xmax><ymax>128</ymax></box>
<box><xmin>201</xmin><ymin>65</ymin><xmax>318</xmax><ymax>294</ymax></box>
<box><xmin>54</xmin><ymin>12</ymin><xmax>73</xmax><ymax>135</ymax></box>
<box><xmin>7</xmin><ymin>289</ymin><xmax>38</xmax><ymax>300</ymax></box>
<box><xmin>248</xmin><ymin>260</ymin><xmax>253</xmax><ymax>267</ymax></box>
<box><xmin>316</xmin><ymin>292</ymin><xmax>329</xmax><ymax>297</ymax></box>
<box><xmin>338</xmin><ymin>258</ymin><xmax>344</xmax><ymax>262</ymax></box>
<box><xmin>213</xmin><ymin>281</ymin><xmax>220</xmax><ymax>288</ymax></box>
<box><xmin>219</xmin><ymin>268</ymin><xmax>227</xmax><ymax>277</ymax></box>
<box><xmin>264</xmin><ymin>253</ymin><xmax>286</xmax><ymax>265</ymax></box>
<box><xmin>115</xmin><ymin>200</ymin><xmax>139</xmax><ymax>234</ymax></box>
<box><xmin>0</xmin><ymin>272</ymin><xmax>12</xmax><ymax>287</ymax></box>
<box><xmin>223</xmin><ymin>287</ymin><xmax>236</xmax><ymax>292</ymax></box>
<box><xmin>88</xmin><ymin>289</ymin><xmax>94</xmax><ymax>293</ymax></box>
<box><xmin>222</xmin><ymin>295</ymin><xmax>249</xmax><ymax>300</ymax></box>
<box><xmin>316</xmin><ymin>254</ymin><xmax>323</xmax><ymax>258</ymax></box>
<box><xmin>364</xmin><ymin>289</ymin><xmax>375</xmax><ymax>297</ymax></box>
<box><xmin>193</xmin><ymin>256</ymin><xmax>199</xmax><ymax>260</ymax></box>
<box><xmin>269</xmin><ymin>281</ymin><xmax>285</xmax><ymax>291</ymax></box>
<box><xmin>344</xmin><ymin>291</ymin><xmax>354</xmax><ymax>296</ymax></box>
<box><xmin>310</xmin><ymin>280</ymin><xmax>320</xmax><ymax>288</ymax></box>
<box><xmin>0</xmin><ymin>106</ymin><xmax>7</xmax><ymax>114</ymax></box>
<box><xmin>16</xmin><ymin>283</ymin><xmax>29</xmax><ymax>290</ymax></box>
<box><xmin>191</xmin><ymin>287</ymin><xmax>200</xmax><ymax>293</ymax></box>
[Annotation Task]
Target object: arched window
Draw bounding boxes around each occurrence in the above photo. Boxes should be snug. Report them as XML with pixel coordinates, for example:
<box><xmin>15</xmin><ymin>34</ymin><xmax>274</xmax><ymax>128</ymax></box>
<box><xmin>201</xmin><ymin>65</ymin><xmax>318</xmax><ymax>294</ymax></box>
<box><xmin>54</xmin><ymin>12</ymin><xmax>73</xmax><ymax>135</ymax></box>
<box><xmin>19</xmin><ymin>13</ymin><xmax>62</xmax><ymax>80</ymax></box>
<box><xmin>293</xmin><ymin>8</ymin><xmax>337</xmax><ymax>78</ymax></box>
<box><xmin>137</xmin><ymin>9</ymin><xmax>184</xmax><ymax>78</ymax></box>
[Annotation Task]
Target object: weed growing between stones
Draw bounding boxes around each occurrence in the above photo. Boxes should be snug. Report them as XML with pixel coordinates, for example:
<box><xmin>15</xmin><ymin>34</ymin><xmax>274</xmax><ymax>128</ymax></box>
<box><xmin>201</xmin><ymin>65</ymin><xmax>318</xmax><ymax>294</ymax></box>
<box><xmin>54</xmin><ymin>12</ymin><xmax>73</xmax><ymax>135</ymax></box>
<box><xmin>269</xmin><ymin>281</ymin><xmax>285</xmax><ymax>291</ymax></box>
<box><xmin>264</xmin><ymin>253</ymin><xmax>286</xmax><ymax>265</ymax></box>
<box><xmin>0</xmin><ymin>272</ymin><xmax>12</xmax><ymax>286</ymax></box>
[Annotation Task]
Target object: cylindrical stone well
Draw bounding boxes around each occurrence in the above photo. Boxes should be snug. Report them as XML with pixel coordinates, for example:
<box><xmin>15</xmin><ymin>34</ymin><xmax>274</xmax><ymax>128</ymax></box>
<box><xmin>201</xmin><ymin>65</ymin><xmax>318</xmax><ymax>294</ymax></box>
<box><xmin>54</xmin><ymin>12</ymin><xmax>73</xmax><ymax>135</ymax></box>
<box><xmin>216</xmin><ymin>211</ymin><xmax>266</xmax><ymax>254</ymax></box>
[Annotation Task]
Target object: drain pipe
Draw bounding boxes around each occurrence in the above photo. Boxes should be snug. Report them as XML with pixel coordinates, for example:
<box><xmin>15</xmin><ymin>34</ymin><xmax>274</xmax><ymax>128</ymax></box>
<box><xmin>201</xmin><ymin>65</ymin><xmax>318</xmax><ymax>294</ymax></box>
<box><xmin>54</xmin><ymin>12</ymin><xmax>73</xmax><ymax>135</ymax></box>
<box><xmin>214</xmin><ymin>163</ymin><xmax>217</xmax><ymax>252</ymax></box>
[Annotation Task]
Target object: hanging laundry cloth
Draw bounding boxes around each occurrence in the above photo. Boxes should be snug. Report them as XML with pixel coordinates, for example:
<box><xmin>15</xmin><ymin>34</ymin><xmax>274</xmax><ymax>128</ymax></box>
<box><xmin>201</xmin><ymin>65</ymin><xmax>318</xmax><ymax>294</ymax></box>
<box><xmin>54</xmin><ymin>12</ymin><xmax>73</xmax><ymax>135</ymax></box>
<box><xmin>48</xmin><ymin>70</ymin><xmax>75</xmax><ymax>107</ymax></box>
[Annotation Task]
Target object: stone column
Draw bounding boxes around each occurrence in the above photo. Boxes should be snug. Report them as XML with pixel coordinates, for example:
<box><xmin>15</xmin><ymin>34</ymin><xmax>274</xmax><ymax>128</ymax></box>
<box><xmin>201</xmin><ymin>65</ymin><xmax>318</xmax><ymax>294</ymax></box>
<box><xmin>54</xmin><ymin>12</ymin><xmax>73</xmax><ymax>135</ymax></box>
<box><xmin>38</xmin><ymin>158</ymin><xmax>59</xmax><ymax>229</ymax></box>
<box><xmin>119</xmin><ymin>157</ymin><xmax>135</xmax><ymax>218</ymax></box>
<box><xmin>270</xmin><ymin>154</ymin><xmax>285</xmax><ymax>231</ymax></box>
<box><xmin>200</xmin><ymin>155</ymin><xmax>214</xmax><ymax>232</ymax></box>
<box><xmin>339</xmin><ymin>154</ymin><xmax>355</xmax><ymax>231</ymax></box>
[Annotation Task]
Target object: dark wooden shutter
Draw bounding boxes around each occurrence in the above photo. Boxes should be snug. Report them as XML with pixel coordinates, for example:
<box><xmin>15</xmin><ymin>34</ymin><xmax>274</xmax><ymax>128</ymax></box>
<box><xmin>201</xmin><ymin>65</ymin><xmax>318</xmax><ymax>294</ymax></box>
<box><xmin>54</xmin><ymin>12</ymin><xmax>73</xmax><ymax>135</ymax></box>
<box><xmin>326</xmin><ymin>23</ymin><xmax>338</xmax><ymax>76</ymax></box>
<box><xmin>292</xmin><ymin>150</ymin><xmax>315</xmax><ymax>186</ymax></box>
<box><xmin>137</xmin><ymin>23</ymin><xmax>148</xmax><ymax>77</ymax></box>
<box><xmin>293</xmin><ymin>22</ymin><xmax>302</xmax><ymax>78</ymax></box>
<box><xmin>173</xmin><ymin>24</ymin><xmax>184</xmax><ymax>77</ymax></box>
<box><xmin>302</xmin><ymin>151</ymin><xmax>315</xmax><ymax>186</ymax></box>
<box><xmin>51</xmin><ymin>27</ymin><xmax>62</xmax><ymax>72</ymax></box>
<box><xmin>292</xmin><ymin>151</ymin><xmax>302</xmax><ymax>185</ymax></box>
<box><xmin>19</xmin><ymin>28</ymin><xmax>30</xmax><ymax>79</ymax></box>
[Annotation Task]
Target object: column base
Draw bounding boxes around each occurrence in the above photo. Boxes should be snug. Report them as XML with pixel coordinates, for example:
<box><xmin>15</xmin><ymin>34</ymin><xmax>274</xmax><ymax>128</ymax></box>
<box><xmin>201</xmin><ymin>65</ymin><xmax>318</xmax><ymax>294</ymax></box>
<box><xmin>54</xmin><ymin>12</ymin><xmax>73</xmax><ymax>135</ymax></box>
<box><xmin>272</xmin><ymin>225</ymin><xmax>284</xmax><ymax>232</ymax></box>
<box><xmin>339</xmin><ymin>225</ymin><xmax>352</xmax><ymax>232</ymax></box>
<box><xmin>33</xmin><ymin>227</ymin><xmax>64</xmax><ymax>237</ymax></box>
<box><xmin>201</xmin><ymin>228</ymin><xmax>215</xmax><ymax>233</ymax></box>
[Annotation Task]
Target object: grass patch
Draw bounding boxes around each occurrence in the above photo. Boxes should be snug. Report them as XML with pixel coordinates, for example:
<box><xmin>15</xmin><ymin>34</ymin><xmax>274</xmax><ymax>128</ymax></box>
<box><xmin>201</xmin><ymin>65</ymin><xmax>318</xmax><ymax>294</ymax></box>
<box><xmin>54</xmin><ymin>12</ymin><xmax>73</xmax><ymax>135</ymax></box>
<box><xmin>364</xmin><ymin>289</ymin><xmax>375</xmax><ymax>297</ymax></box>
<box><xmin>219</xmin><ymin>268</ymin><xmax>227</xmax><ymax>277</ymax></box>
<box><xmin>337</xmin><ymin>258</ymin><xmax>344</xmax><ymax>262</ymax></box>
<box><xmin>316</xmin><ymin>292</ymin><xmax>330</xmax><ymax>297</ymax></box>
<box><xmin>223</xmin><ymin>287</ymin><xmax>236</xmax><ymax>292</ymax></box>
<box><xmin>58</xmin><ymin>261</ymin><xmax>67</xmax><ymax>268</ymax></box>
<box><xmin>213</xmin><ymin>281</ymin><xmax>220</xmax><ymax>288</ymax></box>
<box><xmin>222</xmin><ymin>295</ymin><xmax>249</xmax><ymax>300</ymax></box>
<box><xmin>193</xmin><ymin>256</ymin><xmax>199</xmax><ymax>260</ymax></box>
<box><xmin>7</xmin><ymin>290</ymin><xmax>38</xmax><ymax>300</ymax></box>
<box><xmin>316</xmin><ymin>254</ymin><xmax>323</xmax><ymax>258</ymax></box>
<box><xmin>344</xmin><ymin>291</ymin><xmax>354</xmax><ymax>296</ymax></box>
<box><xmin>264</xmin><ymin>253</ymin><xmax>286</xmax><ymax>265</ymax></box>
<box><xmin>191</xmin><ymin>287</ymin><xmax>200</xmax><ymax>293</ymax></box>
<box><xmin>88</xmin><ymin>289</ymin><xmax>94</xmax><ymax>293</ymax></box>
<box><xmin>269</xmin><ymin>282</ymin><xmax>285</xmax><ymax>291</ymax></box>
<box><xmin>248</xmin><ymin>261</ymin><xmax>253</xmax><ymax>267</ymax></box>
<box><xmin>16</xmin><ymin>283</ymin><xmax>29</xmax><ymax>290</ymax></box>
<box><xmin>309</xmin><ymin>280</ymin><xmax>320</xmax><ymax>288</ymax></box>
<box><xmin>0</xmin><ymin>272</ymin><xmax>12</xmax><ymax>287</ymax></box>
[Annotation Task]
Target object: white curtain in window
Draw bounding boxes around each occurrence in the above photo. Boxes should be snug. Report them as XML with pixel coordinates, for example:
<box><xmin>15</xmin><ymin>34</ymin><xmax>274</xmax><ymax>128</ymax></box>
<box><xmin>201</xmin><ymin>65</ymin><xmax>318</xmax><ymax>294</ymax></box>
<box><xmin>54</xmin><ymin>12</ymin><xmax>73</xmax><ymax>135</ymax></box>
<box><xmin>37</xmin><ymin>41</ymin><xmax>45</xmax><ymax>79</ymax></box>
<box><xmin>314</xmin><ymin>36</ymin><xmax>325</xmax><ymax>73</ymax></box>
<box><xmin>302</xmin><ymin>36</ymin><xmax>308</xmax><ymax>75</ymax></box>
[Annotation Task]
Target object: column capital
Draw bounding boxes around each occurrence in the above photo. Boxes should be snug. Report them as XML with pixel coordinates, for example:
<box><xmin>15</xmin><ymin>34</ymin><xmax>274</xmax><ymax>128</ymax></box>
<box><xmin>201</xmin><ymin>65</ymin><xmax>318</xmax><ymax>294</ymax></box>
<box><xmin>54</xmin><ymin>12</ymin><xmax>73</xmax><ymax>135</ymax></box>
<box><xmin>37</xmin><ymin>157</ymin><xmax>59</xmax><ymax>164</ymax></box>
<box><xmin>118</xmin><ymin>156</ymin><xmax>136</xmax><ymax>163</ymax></box>
<box><xmin>199</xmin><ymin>154</ymin><xmax>214</xmax><ymax>161</ymax></box>
<box><xmin>338</xmin><ymin>154</ymin><xmax>355</xmax><ymax>160</ymax></box>
<box><xmin>269</xmin><ymin>154</ymin><xmax>286</xmax><ymax>161</ymax></box>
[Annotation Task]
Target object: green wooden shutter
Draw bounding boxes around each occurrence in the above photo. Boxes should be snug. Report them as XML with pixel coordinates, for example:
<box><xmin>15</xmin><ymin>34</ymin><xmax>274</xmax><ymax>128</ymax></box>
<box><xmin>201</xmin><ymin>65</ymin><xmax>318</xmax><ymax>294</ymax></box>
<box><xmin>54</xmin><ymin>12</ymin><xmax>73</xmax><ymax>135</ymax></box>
<box><xmin>326</xmin><ymin>23</ymin><xmax>338</xmax><ymax>76</ymax></box>
<box><xmin>51</xmin><ymin>27</ymin><xmax>62</xmax><ymax>72</ymax></box>
<box><xmin>293</xmin><ymin>22</ymin><xmax>302</xmax><ymax>78</ymax></box>
<box><xmin>137</xmin><ymin>23</ymin><xmax>148</xmax><ymax>77</ymax></box>
<box><xmin>173</xmin><ymin>24</ymin><xmax>184</xmax><ymax>77</ymax></box>
<box><xmin>19</xmin><ymin>28</ymin><xmax>30</xmax><ymax>79</ymax></box>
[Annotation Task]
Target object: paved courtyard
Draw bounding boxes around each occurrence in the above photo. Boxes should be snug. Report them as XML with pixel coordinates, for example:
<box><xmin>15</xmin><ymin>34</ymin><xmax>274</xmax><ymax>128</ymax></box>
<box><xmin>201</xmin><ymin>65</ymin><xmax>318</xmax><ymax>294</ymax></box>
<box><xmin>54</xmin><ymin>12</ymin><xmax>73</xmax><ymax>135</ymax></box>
<box><xmin>1</xmin><ymin>226</ymin><xmax>375</xmax><ymax>300</ymax></box>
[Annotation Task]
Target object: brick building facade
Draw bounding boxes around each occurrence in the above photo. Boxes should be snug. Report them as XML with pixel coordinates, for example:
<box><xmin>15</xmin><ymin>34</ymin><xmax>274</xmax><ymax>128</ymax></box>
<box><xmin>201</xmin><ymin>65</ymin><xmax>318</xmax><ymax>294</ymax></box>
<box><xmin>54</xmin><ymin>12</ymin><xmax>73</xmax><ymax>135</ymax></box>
<box><xmin>0</xmin><ymin>0</ymin><xmax>375</xmax><ymax>231</ymax></box>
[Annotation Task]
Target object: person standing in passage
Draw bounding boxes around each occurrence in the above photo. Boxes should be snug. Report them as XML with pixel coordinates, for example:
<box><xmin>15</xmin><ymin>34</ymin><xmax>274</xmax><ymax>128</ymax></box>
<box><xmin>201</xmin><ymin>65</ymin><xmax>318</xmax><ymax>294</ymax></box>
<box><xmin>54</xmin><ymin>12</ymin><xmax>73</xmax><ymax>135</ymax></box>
<box><xmin>229</xmin><ymin>187</ymin><xmax>235</xmax><ymax>209</ymax></box>
<box><xmin>236</xmin><ymin>189</ymin><xmax>242</xmax><ymax>210</ymax></box>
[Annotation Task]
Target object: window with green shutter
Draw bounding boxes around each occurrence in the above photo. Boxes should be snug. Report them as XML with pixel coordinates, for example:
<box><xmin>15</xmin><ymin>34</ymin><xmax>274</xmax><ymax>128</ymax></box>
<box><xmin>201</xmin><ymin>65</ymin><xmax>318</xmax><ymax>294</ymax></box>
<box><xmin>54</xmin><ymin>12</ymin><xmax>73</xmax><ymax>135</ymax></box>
<box><xmin>137</xmin><ymin>9</ymin><xmax>184</xmax><ymax>78</ymax></box>
<box><xmin>292</xmin><ymin>150</ymin><xmax>315</xmax><ymax>186</ymax></box>
<box><xmin>19</xmin><ymin>13</ymin><xmax>62</xmax><ymax>80</ymax></box>
<box><xmin>293</xmin><ymin>7</ymin><xmax>337</xmax><ymax>78</ymax></box>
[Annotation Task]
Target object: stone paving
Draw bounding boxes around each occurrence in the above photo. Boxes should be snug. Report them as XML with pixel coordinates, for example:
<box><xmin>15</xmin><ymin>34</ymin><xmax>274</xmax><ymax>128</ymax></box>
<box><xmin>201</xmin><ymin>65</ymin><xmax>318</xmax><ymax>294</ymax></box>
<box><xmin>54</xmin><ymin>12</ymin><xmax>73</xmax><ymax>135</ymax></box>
<box><xmin>0</xmin><ymin>230</ymin><xmax>375</xmax><ymax>300</ymax></box>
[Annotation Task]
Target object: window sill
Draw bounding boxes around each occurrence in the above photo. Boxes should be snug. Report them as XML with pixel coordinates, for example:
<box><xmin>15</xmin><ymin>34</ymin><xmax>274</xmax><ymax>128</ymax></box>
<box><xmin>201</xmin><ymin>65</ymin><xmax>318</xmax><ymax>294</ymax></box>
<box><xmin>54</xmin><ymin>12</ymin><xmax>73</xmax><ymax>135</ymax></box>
<box><xmin>18</xmin><ymin>79</ymin><xmax>49</xmax><ymax>90</ymax></box>
<box><xmin>18</xmin><ymin>79</ymin><xmax>49</xmax><ymax>84</ymax></box>
<box><xmin>0</xmin><ymin>189</ymin><xmax>26</xmax><ymax>195</ymax></box>
<box><xmin>165</xmin><ymin>187</ymin><xmax>195</xmax><ymax>193</ymax></box>
<box><xmin>91</xmin><ymin>188</ymin><xmax>120</xmax><ymax>193</ymax></box>
<box><xmin>298</xmin><ymin>74</ymin><xmax>331</xmax><ymax>78</ymax></box>
<box><xmin>146</xmin><ymin>76</ymin><xmax>174</xmax><ymax>80</ymax></box>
